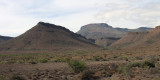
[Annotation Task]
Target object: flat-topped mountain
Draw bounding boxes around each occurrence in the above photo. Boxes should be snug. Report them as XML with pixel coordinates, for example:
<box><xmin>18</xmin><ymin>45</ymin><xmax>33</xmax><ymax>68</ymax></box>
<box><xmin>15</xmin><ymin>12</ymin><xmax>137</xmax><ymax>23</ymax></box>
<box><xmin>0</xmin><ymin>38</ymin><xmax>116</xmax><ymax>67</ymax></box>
<box><xmin>0</xmin><ymin>22</ymin><xmax>100</xmax><ymax>52</ymax></box>
<box><xmin>0</xmin><ymin>35</ymin><xmax>12</xmax><ymax>43</ymax></box>
<box><xmin>77</xmin><ymin>23</ymin><xmax>152</xmax><ymax>39</ymax></box>
<box><xmin>77</xmin><ymin>23</ymin><xmax>125</xmax><ymax>39</ymax></box>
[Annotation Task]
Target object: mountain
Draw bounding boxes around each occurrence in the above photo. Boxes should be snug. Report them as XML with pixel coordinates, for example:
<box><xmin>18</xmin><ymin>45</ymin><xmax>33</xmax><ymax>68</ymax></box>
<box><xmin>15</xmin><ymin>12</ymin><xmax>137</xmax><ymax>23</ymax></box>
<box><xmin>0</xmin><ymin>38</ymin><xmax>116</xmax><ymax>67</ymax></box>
<box><xmin>111</xmin><ymin>25</ymin><xmax>160</xmax><ymax>50</ymax></box>
<box><xmin>77</xmin><ymin>23</ymin><xmax>152</xmax><ymax>39</ymax></box>
<box><xmin>77</xmin><ymin>23</ymin><xmax>152</xmax><ymax>47</ymax></box>
<box><xmin>115</xmin><ymin>27</ymin><xmax>153</xmax><ymax>32</ymax></box>
<box><xmin>77</xmin><ymin>23</ymin><xmax>125</xmax><ymax>39</ymax></box>
<box><xmin>0</xmin><ymin>22</ymin><xmax>100</xmax><ymax>52</ymax></box>
<box><xmin>0</xmin><ymin>35</ymin><xmax>12</xmax><ymax>43</ymax></box>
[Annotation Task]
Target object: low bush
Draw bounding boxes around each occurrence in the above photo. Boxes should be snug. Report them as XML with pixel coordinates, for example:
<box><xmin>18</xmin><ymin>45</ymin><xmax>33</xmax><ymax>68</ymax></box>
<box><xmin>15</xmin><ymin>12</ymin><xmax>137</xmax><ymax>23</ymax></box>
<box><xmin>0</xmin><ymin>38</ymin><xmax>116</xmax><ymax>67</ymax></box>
<box><xmin>93</xmin><ymin>56</ymin><xmax>103</xmax><ymax>61</ymax></box>
<box><xmin>128</xmin><ymin>61</ymin><xmax>155</xmax><ymax>68</ymax></box>
<box><xmin>81</xmin><ymin>70</ymin><xmax>93</xmax><ymax>80</ymax></box>
<box><xmin>54</xmin><ymin>57</ymin><xmax>70</xmax><ymax>62</ymax></box>
<box><xmin>142</xmin><ymin>61</ymin><xmax>155</xmax><ymax>68</ymax></box>
<box><xmin>21</xmin><ymin>56</ymin><xmax>34</xmax><ymax>61</ymax></box>
<box><xmin>38</xmin><ymin>58</ymin><xmax>48</xmax><ymax>63</ymax></box>
<box><xmin>10</xmin><ymin>74</ymin><xmax>25</xmax><ymax>80</ymax></box>
<box><xmin>29</xmin><ymin>61</ymin><xmax>37</xmax><ymax>64</ymax></box>
<box><xmin>117</xmin><ymin>64</ymin><xmax>132</xmax><ymax>76</ymax></box>
<box><xmin>16</xmin><ymin>60</ymin><xmax>25</xmax><ymax>64</ymax></box>
<box><xmin>0</xmin><ymin>75</ymin><xmax>5</xmax><ymax>80</ymax></box>
<box><xmin>53</xmin><ymin>58</ymin><xmax>62</xmax><ymax>62</ymax></box>
<box><xmin>3</xmin><ymin>60</ymin><xmax>16</xmax><ymax>64</ymax></box>
<box><xmin>117</xmin><ymin>61</ymin><xmax>155</xmax><ymax>76</ymax></box>
<box><xmin>129</xmin><ymin>62</ymin><xmax>141</xmax><ymax>67</ymax></box>
<box><xmin>68</xmin><ymin>60</ymin><xmax>87</xmax><ymax>73</ymax></box>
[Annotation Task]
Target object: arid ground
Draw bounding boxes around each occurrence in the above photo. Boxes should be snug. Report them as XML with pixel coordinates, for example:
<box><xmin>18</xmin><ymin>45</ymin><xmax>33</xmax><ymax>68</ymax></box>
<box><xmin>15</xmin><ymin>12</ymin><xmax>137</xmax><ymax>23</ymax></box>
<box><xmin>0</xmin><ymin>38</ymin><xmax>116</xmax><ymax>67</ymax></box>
<box><xmin>0</xmin><ymin>49</ymin><xmax>160</xmax><ymax>80</ymax></box>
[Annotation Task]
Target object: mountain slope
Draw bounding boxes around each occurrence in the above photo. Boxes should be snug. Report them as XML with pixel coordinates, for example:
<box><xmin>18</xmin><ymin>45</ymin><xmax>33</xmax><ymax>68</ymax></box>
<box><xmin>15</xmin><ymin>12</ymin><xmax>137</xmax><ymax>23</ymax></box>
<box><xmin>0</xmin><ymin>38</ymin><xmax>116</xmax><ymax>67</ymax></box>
<box><xmin>77</xmin><ymin>23</ymin><xmax>152</xmax><ymax>39</ymax></box>
<box><xmin>77</xmin><ymin>23</ymin><xmax>125</xmax><ymax>39</ymax></box>
<box><xmin>0</xmin><ymin>22</ymin><xmax>100</xmax><ymax>51</ymax></box>
<box><xmin>0</xmin><ymin>35</ymin><xmax>12</xmax><ymax>43</ymax></box>
<box><xmin>95</xmin><ymin>37</ymin><xmax>120</xmax><ymax>47</ymax></box>
<box><xmin>111</xmin><ymin>25</ymin><xmax>160</xmax><ymax>49</ymax></box>
<box><xmin>111</xmin><ymin>32</ymin><xmax>149</xmax><ymax>48</ymax></box>
<box><xmin>77</xmin><ymin>23</ymin><xmax>152</xmax><ymax>47</ymax></box>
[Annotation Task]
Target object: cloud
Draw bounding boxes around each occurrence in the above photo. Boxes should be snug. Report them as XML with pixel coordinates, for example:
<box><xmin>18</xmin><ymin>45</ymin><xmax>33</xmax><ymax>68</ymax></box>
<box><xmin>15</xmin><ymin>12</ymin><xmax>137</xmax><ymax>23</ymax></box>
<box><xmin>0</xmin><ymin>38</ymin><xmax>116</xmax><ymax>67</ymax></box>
<box><xmin>0</xmin><ymin>0</ymin><xmax>160</xmax><ymax>36</ymax></box>
<box><xmin>96</xmin><ymin>0</ymin><xmax>160</xmax><ymax>28</ymax></box>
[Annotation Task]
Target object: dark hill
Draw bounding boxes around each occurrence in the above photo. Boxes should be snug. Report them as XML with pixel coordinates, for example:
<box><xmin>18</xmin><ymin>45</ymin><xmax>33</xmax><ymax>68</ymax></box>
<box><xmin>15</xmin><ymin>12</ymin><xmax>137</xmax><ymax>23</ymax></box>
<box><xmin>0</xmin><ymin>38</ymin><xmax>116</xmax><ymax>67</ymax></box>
<box><xmin>0</xmin><ymin>22</ymin><xmax>100</xmax><ymax>52</ymax></box>
<box><xmin>0</xmin><ymin>35</ymin><xmax>12</xmax><ymax>43</ymax></box>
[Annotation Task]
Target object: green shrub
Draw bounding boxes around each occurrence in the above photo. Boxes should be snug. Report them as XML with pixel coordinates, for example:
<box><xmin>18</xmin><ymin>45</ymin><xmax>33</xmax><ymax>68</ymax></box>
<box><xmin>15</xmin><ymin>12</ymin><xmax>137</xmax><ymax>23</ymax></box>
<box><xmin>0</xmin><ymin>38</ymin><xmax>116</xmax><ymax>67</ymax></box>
<box><xmin>129</xmin><ymin>62</ymin><xmax>141</xmax><ymax>67</ymax></box>
<box><xmin>93</xmin><ymin>56</ymin><xmax>102</xmax><ymax>61</ymax></box>
<box><xmin>21</xmin><ymin>56</ymin><xmax>34</xmax><ymax>61</ymax></box>
<box><xmin>81</xmin><ymin>70</ymin><xmax>93</xmax><ymax>80</ymax></box>
<box><xmin>54</xmin><ymin>58</ymin><xmax>62</xmax><ymax>62</ymax></box>
<box><xmin>0</xmin><ymin>75</ymin><xmax>5</xmax><ymax>80</ymax></box>
<box><xmin>128</xmin><ymin>61</ymin><xmax>155</xmax><ymax>68</ymax></box>
<box><xmin>117</xmin><ymin>65</ymin><xmax>132</xmax><ymax>76</ymax></box>
<box><xmin>119</xmin><ymin>56</ymin><xmax>128</xmax><ymax>61</ymax></box>
<box><xmin>54</xmin><ymin>57</ymin><xmax>70</xmax><ymax>62</ymax></box>
<box><xmin>142</xmin><ymin>61</ymin><xmax>155</xmax><ymax>68</ymax></box>
<box><xmin>38</xmin><ymin>58</ymin><xmax>48</xmax><ymax>63</ymax></box>
<box><xmin>10</xmin><ymin>74</ymin><xmax>25</xmax><ymax>80</ymax></box>
<box><xmin>16</xmin><ymin>60</ymin><xmax>25</xmax><ymax>64</ymax></box>
<box><xmin>117</xmin><ymin>61</ymin><xmax>155</xmax><ymax>75</ymax></box>
<box><xmin>63</xmin><ymin>57</ymin><xmax>70</xmax><ymax>62</ymax></box>
<box><xmin>29</xmin><ymin>61</ymin><xmax>37</xmax><ymax>64</ymax></box>
<box><xmin>68</xmin><ymin>60</ymin><xmax>87</xmax><ymax>73</ymax></box>
<box><xmin>3</xmin><ymin>60</ymin><xmax>16</xmax><ymax>64</ymax></box>
<box><xmin>135</xmin><ymin>56</ymin><xmax>143</xmax><ymax>60</ymax></box>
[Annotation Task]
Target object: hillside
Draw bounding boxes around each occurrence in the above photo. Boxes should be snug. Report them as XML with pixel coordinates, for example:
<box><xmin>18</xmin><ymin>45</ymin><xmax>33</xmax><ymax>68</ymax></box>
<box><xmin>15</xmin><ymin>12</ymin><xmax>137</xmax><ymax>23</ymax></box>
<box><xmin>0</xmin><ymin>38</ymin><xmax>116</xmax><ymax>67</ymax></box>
<box><xmin>111</xmin><ymin>25</ymin><xmax>160</xmax><ymax>49</ymax></box>
<box><xmin>0</xmin><ymin>22</ymin><xmax>100</xmax><ymax>52</ymax></box>
<box><xmin>0</xmin><ymin>35</ymin><xmax>12</xmax><ymax>43</ymax></box>
<box><xmin>77</xmin><ymin>23</ymin><xmax>152</xmax><ymax>39</ymax></box>
<box><xmin>111</xmin><ymin>32</ymin><xmax>149</xmax><ymax>48</ymax></box>
<box><xmin>95</xmin><ymin>37</ymin><xmax>120</xmax><ymax>47</ymax></box>
<box><xmin>77</xmin><ymin>23</ymin><xmax>152</xmax><ymax>47</ymax></box>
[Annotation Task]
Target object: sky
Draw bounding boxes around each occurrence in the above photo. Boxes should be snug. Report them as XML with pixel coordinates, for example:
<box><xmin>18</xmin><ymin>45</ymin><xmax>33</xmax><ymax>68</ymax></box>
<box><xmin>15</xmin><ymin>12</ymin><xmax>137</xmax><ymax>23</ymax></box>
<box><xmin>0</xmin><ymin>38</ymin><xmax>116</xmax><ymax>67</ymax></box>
<box><xmin>0</xmin><ymin>0</ymin><xmax>160</xmax><ymax>37</ymax></box>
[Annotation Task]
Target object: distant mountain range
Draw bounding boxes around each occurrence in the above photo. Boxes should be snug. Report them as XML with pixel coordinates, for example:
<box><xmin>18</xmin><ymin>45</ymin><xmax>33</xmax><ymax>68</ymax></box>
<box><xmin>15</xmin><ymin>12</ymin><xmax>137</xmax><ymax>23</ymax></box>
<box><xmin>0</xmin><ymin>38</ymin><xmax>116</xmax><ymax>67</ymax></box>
<box><xmin>0</xmin><ymin>22</ymin><xmax>158</xmax><ymax>52</ymax></box>
<box><xmin>77</xmin><ymin>23</ymin><xmax>153</xmax><ymax>47</ymax></box>
<box><xmin>77</xmin><ymin>23</ymin><xmax>153</xmax><ymax>39</ymax></box>
<box><xmin>0</xmin><ymin>35</ymin><xmax>12</xmax><ymax>43</ymax></box>
<box><xmin>0</xmin><ymin>22</ymin><xmax>100</xmax><ymax>52</ymax></box>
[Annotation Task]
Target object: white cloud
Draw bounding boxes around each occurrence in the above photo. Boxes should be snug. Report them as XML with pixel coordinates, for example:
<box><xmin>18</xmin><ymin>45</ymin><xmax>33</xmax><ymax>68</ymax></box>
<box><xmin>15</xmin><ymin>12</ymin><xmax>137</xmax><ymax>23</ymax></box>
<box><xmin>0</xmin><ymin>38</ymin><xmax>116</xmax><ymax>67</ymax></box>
<box><xmin>0</xmin><ymin>0</ymin><xmax>160</xmax><ymax>37</ymax></box>
<box><xmin>96</xmin><ymin>0</ymin><xmax>160</xmax><ymax>28</ymax></box>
